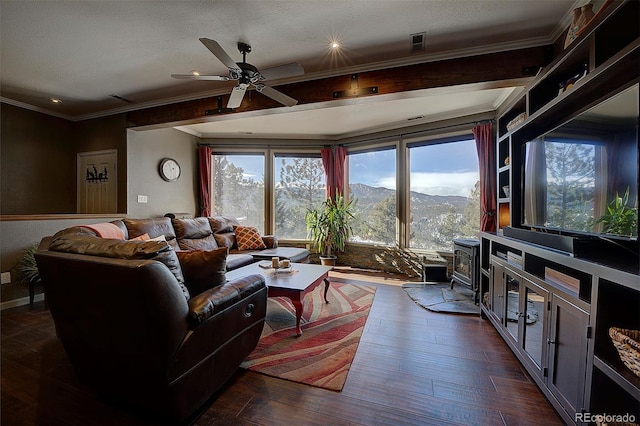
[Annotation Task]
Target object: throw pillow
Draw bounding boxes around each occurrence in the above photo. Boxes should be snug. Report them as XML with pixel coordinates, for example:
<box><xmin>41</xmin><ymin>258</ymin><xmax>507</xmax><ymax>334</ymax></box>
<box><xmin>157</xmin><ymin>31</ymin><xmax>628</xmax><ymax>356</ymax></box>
<box><xmin>234</xmin><ymin>226</ymin><xmax>267</xmax><ymax>250</ymax></box>
<box><xmin>176</xmin><ymin>247</ymin><xmax>228</xmax><ymax>296</ymax></box>
<box><xmin>213</xmin><ymin>233</ymin><xmax>236</xmax><ymax>250</ymax></box>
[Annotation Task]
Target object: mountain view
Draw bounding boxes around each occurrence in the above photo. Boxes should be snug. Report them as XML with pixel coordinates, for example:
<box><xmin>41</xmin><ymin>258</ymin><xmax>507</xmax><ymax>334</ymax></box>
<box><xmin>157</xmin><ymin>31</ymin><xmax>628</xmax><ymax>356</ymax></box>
<box><xmin>214</xmin><ymin>155</ymin><xmax>480</xmax><ymax>251</ymax></box>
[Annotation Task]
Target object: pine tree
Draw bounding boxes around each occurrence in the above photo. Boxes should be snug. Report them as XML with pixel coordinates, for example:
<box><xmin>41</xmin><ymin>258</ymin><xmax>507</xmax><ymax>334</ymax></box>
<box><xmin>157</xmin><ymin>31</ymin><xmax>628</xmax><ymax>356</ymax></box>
<box><xmin>366</xmin><ymin>195</ymin><xmax>397</xmax><ymax>244</ymax></box>
<box><xmin>278</xmin><ymin>158</ymin><xmax>325</xmax><ymax>237</ymax></box>
<box><xmin>545</xmin><ymin>142</ymin><xmax>595</xmax><ymax>231</ymax></box>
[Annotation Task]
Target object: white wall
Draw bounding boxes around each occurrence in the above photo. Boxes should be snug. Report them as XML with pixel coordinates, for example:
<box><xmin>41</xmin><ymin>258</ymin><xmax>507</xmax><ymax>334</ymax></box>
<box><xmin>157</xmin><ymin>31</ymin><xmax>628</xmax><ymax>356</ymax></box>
<box><xmin>126</xmin><ymin>128</ymin><xmax>199</xmax><ymax>218</ymax></box>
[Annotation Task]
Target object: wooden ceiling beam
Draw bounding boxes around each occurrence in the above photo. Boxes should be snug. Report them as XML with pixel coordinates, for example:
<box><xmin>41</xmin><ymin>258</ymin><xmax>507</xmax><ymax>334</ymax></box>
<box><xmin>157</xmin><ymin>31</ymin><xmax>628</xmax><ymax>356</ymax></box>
<box><xmin>126</xmin><ymin>46</ymin><xmax>549</xmax><ymax>128</ymax></box>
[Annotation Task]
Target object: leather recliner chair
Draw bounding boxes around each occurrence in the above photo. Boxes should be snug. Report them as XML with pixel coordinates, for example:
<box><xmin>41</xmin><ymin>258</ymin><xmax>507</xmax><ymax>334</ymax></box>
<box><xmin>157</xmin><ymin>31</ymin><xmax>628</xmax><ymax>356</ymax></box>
<box><xmin>35</xmin><ymin>232</ymin><xmax>267</xmax><ymax>422</ymax></box>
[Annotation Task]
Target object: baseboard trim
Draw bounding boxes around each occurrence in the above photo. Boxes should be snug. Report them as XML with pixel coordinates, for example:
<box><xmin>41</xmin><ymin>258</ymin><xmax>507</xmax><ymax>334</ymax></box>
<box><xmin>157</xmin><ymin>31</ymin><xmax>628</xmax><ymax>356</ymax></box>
<box><xmin>1</xmin><ymin>293</ymin><xmax>45</xmax><ymax>310</ymax></box>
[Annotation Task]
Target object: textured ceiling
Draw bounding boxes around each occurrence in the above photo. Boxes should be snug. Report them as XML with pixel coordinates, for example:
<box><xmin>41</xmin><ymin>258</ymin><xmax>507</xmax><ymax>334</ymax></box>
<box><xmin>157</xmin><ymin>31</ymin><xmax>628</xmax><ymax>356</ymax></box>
<box><xmin>0</xmin><ymin>0</ymin><xmax>589</xmax><ymax>136</ymax></box>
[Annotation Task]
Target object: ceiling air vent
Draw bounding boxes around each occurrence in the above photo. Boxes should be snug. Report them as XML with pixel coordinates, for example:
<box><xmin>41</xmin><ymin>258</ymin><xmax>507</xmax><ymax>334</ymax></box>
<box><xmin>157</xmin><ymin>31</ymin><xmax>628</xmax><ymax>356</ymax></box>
<box><xmin>410</xmin><ymin>32</ymin><xmax>426</xmax><ymax>53</ymax></box>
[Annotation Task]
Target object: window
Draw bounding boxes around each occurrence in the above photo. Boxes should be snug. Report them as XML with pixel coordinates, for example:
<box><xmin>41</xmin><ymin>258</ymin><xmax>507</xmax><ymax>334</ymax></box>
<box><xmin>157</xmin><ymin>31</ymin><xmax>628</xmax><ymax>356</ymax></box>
<box><xmin>347</xmin><ymin>147</ymin><xmax>397</xmax><ymax>244</ymax></box>
<box><xmin>408</xmin><ymin>139</ymin><xmax>479</xmax><ymax>250</ymax></box>
<box><xmin>212</xmin><ymin>154</ymin><xmax>265</xmax><ymax>233</ymax></box>
<box><xmin>274</xmin><ymin>155</ymin><xmax>326</xmax><ymax>239</ymax></box>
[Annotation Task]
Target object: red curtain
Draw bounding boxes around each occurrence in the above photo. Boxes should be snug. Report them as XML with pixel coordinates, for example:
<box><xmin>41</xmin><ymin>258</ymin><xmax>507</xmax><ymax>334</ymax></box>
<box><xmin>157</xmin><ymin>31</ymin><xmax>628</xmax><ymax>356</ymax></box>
<box><xmin>473</xmin><ymin>123</ymin><xmax>497</xmax><ymax>232</ymax></box>
<box><xmin>198</xmin><ymin>146</ymin><xmax>212</xmax><ymax>217</ymax></box>
<box><xmin>333</xmin><ymin>146</ymin><xmax>347</xmax><ymax>197</ymax></box>
<box><xmin>321</xmin><ymin>146</ymin><xmax>347</xmax><ymax>200</ymax></box>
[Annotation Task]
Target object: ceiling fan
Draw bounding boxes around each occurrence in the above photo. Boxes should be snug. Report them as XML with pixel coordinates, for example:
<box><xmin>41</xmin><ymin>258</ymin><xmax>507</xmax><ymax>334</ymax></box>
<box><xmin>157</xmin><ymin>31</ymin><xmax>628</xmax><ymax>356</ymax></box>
<box><xmin>172</xmin><ymin>38</ymin><xmax>304</xmax><ymax>109</ymax></box>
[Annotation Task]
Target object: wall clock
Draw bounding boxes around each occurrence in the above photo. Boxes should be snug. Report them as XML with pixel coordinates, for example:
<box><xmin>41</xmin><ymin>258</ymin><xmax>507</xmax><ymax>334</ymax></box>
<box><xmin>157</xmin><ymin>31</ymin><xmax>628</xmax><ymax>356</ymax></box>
<box><xmin>159</xmin><ymin>158</ymin><xmax>181</xmax><ymax>182</ymax></box>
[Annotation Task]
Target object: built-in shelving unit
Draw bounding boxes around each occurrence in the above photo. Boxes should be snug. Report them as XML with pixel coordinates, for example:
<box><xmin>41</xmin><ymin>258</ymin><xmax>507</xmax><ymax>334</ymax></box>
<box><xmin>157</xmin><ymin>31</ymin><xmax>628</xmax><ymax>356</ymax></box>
<box><xmin>480</xmin><ymin>233</ymin><xmax>639</xmax><ymax>425</ymax></box>
<box><xmin>483</xmin><ymin>2</ymin><xmax>639</xmax><ymax>425</ymax></box>
<box><xmin>494</xmin><ymin>0</ymin><xmax>639</xmax><ymax>231</ymax></box>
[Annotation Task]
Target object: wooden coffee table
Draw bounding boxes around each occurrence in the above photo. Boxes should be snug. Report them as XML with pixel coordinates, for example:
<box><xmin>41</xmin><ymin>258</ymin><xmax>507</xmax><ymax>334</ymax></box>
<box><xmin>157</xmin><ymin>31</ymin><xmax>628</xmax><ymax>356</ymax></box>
<box><xmin>226</xmin><ymin>262</ymin><xmax>332</xmax><ymax>336</ymax></box>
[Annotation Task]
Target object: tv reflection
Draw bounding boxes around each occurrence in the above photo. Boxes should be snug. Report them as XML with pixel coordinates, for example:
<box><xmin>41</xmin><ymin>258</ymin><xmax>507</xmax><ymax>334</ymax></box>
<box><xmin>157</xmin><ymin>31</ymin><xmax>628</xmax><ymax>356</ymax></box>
<box><xmin>522</xmin><ymin>84</ymin><xmax>638</xmax><ymax>239</ymax></box>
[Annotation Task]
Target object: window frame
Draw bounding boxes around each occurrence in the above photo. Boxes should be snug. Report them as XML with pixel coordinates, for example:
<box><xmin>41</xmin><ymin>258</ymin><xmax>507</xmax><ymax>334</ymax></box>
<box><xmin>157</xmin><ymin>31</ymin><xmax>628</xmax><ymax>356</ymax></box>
<box><xmin>202</xmin><ymin>117</ymin><xmax>483</xmax><ymax>253</ymax></box>
<box><xmin>404</xmin><ymin>131</ymin><xmax>480</xmax><ymax>251</ymax></box>
<box><xmin>210</xmin><ymin>149</ymin><xmax>269</xmax><ymax>233</ymax></box>
<box><xmin>345</xmin><ymin>142</ymin><xmax>400</xmax><ymax>246</ymax></box>
<box><xmin>272</xmin><ymin>149</ymin><xmax>326</xmax><ymax>240</ymax></box>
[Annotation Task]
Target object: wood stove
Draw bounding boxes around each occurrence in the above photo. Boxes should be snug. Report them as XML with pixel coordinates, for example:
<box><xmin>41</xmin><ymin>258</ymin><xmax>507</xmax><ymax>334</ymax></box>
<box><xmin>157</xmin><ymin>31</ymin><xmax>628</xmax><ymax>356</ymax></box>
<box><xmin>451</xmin><ymin>238</ymin><xmax>480</xmax><ymax>303</ymax></box>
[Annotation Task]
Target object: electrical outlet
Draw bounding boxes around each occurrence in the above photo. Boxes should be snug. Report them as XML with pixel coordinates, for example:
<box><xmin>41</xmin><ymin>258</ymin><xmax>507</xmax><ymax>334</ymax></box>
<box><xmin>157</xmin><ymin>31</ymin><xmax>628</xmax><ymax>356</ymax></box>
<box><xmin>1</xmin><ymin>272</ymin><xmax>11</xmax><ymax>284</ymax></box>
<box><xmin>137</xmin><ymin>195</ymin><xmax>148</xmax><ymax>203</ymax></box>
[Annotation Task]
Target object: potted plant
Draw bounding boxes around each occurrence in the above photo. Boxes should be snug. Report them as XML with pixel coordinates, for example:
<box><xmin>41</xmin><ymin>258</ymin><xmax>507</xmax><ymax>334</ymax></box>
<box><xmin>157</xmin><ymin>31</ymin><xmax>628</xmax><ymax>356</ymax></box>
<box><xmin>13</xmin><ymin>244</ymin><xmax>42</xmax><ymax>305</ymax></box>
<box><xmin>594</xmin><ymin>187</ymin><xmax>638</xmax><ymax>237</ymax></box>
<box><xmin>305</xmin><ymin>194</ymin><xmax>355</xmax><ymax>266</ymax></box>
<box><xmin>14</xmin><ymin>244</ymin><xmax>41</xmax><ymax>284</ymax></box>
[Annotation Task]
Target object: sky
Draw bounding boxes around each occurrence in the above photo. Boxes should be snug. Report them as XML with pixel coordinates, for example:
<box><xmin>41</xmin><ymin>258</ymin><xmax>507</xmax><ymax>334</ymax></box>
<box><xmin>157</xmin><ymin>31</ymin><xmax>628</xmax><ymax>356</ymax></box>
<box><xmin>215</xmin><ymin>138</ymin><xmax>479</xmax><ymax>198</ymax></box>
<box><xmin>350</xmin><ymin>139</ymin><xmax>479</xmax><ymax>197</ymax></box>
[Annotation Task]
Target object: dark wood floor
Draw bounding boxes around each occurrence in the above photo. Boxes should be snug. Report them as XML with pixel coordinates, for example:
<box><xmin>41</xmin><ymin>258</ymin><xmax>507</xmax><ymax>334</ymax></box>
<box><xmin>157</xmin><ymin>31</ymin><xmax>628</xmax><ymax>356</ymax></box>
<box><xmin>1</xmin><ymin>271</ymin><xmax>563</xmax><ymax>425</ymax></box>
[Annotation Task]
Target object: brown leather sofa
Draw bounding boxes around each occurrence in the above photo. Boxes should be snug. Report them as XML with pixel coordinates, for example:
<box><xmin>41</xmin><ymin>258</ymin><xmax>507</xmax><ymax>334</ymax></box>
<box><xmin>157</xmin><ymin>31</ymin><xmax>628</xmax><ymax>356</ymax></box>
<box><xmin>116</xmin><ymin>216</ymin><xmax>310</xmax><ymax>269</ymax></box>
<box><xmin>35</xmin><ymin>230</ymin><xmax>268</xmax><ymax>422</ymax></box>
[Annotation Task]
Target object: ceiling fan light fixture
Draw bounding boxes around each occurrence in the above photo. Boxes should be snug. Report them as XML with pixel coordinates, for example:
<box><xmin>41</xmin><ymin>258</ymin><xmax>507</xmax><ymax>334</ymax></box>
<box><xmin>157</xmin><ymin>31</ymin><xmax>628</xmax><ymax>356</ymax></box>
<box><xmin>173</xmin><ymin>38</ymin><xmax>303</xmax><ymax>109</ymax></box>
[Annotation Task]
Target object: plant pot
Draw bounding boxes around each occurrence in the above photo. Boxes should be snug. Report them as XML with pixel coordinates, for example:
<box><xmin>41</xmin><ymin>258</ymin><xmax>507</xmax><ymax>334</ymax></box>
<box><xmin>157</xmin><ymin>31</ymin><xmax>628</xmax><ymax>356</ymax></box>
<box><xmin>319</xmin><ymin>255</ymin><xmax>337</xmax><ymax>267</ymax></box>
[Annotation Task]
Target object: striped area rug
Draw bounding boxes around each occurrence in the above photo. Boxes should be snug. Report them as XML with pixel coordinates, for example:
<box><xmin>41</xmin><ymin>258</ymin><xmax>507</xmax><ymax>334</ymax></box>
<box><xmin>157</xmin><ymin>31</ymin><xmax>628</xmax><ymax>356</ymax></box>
<box><xmin>240</xmin><ymin>282</ymin><xmax>376</xmax><ymax>391</ymax></box>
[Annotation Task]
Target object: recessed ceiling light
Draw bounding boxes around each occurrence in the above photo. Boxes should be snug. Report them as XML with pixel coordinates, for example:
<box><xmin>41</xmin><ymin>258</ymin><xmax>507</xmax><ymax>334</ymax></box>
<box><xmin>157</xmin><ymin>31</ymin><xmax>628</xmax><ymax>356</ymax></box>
<box><xmin>50</xmin><ymin>98</ymin><xmax>62</xmax><ymax>104</ymax></box>
<box><xmin>331</xmin><ymin>41</ymin><xmax>340</xmax><ymax>49</ymax></box>
<box><xmin>190</xmin><ymin>70</ymin><xmax>200</xmax><ymax>76</ymax></box>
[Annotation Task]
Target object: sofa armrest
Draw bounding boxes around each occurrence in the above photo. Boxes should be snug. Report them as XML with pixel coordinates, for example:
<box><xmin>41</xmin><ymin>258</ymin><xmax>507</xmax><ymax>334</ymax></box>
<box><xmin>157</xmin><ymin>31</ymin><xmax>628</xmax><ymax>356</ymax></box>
<box><xmin>187</xmin><ymin>274</ymin><xmax>266</xmax><ymax>327</ymax></box>
<box><xmin>262</xmin><ymin>235</ymin><xmax>278</xmax><ymax>248</ymax></box>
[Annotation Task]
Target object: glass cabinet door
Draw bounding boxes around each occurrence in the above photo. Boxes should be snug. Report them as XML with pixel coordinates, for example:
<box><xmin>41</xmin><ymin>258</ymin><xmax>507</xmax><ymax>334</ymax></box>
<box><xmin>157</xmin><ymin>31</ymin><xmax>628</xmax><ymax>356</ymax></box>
<box><xmin>522</xmin><ymin>282</ymin><xmax>548</xmax><ymax>371</ymax></box>
<box><xmin>505</xmin><ymin>272</ymin><xmax>521</xmax><ymax>342</ymax></box>
<box><xmin>490</xmin><ymin>263</ymin><xmax>505</xmax><ymax>323</ymax></box>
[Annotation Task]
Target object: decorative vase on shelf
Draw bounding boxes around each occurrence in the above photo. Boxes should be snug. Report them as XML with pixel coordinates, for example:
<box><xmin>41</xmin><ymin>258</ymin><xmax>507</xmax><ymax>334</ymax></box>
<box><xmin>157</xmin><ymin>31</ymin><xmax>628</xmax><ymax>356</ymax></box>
<box><xmin>564</xmin><ymin>3</ymin><xmax>595</xmax><ymax>48</ymax></box>
<box><xmin>502</xmin><ymin>185</ymin><xmax>510</xmax><ymax>198</ymax></box>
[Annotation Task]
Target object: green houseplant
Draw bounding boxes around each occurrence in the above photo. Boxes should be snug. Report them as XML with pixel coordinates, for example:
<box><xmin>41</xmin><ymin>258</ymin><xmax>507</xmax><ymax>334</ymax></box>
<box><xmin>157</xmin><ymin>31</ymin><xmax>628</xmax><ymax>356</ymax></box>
<box><xmin>14</xmin><ymin>244</ymin><xmax>41</xmax><ymax>285</ymax></box>
<box><xmin>594</xmin><ymin>187</ymin><xmax>638</xmax><ymax>237</ymax></box>
<box><xmin>306</xmin><ymin>194</ymin><xmax>355</xmax><ymax>266</ymax></box>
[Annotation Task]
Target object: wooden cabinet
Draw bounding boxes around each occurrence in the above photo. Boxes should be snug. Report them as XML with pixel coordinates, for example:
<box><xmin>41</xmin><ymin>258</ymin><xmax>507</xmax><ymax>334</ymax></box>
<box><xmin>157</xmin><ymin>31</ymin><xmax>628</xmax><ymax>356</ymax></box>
<box><xmin>489</xmin><ymin>254</ymin><xmax>588</xmax><ymax>419</ymax></box>
<box><xmin>481</xmin><ymin>233</ymin><xmax>639</xmax><ymax>425</ymax></box>
<box><xmin>547</xmin><ymin>294</ymin><xmax>590</xmax><ymax>420</ymax></box>
<box><xmin>483</xmin><ymin>5</ymin><xmax>639</xmax><ymax>423</ymax></box>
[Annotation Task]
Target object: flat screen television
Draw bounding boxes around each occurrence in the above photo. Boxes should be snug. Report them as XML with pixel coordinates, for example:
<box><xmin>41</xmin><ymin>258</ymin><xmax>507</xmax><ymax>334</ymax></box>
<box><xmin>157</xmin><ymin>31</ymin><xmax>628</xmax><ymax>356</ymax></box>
<box><xmin>520</xmin><ymin>84</ymin><xmax>639</xmax><ymax>246</ymax></box>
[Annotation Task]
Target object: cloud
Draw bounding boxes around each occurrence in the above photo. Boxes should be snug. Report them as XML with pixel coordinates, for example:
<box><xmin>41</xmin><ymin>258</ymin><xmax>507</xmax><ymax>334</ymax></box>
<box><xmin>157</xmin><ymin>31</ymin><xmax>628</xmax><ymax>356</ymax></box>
<box><xmin>377</xmin><ymin>172</ymin><xmax>478</xmax><ymax>197</ymax></box>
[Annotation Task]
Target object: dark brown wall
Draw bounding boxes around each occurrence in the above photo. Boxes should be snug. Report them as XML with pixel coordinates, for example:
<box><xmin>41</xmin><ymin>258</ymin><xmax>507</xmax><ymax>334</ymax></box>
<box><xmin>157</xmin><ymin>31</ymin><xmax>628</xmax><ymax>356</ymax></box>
<box><xmin>0</xmin><ymin>103</ymin><xmax>127</xmax><ymax>214</ymax></box>
<box><xmin>74</xmin><ymin>114</ymin><xmax>128</xmax><ymax>213</ymax></box>
<box><xmin>1</xmin><ymin>104</ymin><xmax>75</xmax><ymax>214</ymax></box>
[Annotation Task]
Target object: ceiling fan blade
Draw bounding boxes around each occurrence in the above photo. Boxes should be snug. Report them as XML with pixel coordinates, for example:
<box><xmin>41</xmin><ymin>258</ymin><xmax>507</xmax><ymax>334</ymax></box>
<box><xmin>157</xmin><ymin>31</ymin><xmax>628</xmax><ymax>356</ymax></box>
<box><xmin>227</xmin><ymin>84</ymin><xmax>248</xmax><ymax>108</ymax></box>
<box><xmin>257</xmin><ymin>85</ymin><xmax>298</xmax><ymax>107</ymax></box>
<box><xmin>259</xmin><ymin>62</ymin><xmax>304</xmax><ymax>81</ymax></box>
<box><xmin>171</xmin><ymin>74</ymin><xmax>230</xmax><ymax>81</ymax></box>
<box><xmin>199</xmin><ymin>38</ymin><xmax>241</xmax><ymax>72</ymax></box>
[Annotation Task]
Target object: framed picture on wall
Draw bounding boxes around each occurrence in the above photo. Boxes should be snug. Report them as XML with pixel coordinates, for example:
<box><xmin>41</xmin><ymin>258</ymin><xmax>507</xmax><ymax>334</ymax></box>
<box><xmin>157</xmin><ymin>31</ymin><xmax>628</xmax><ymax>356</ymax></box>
<box><xmin>77</xmin><ymin>149</ymin><xmax>117</xmax><ymax>213</ymax></box>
